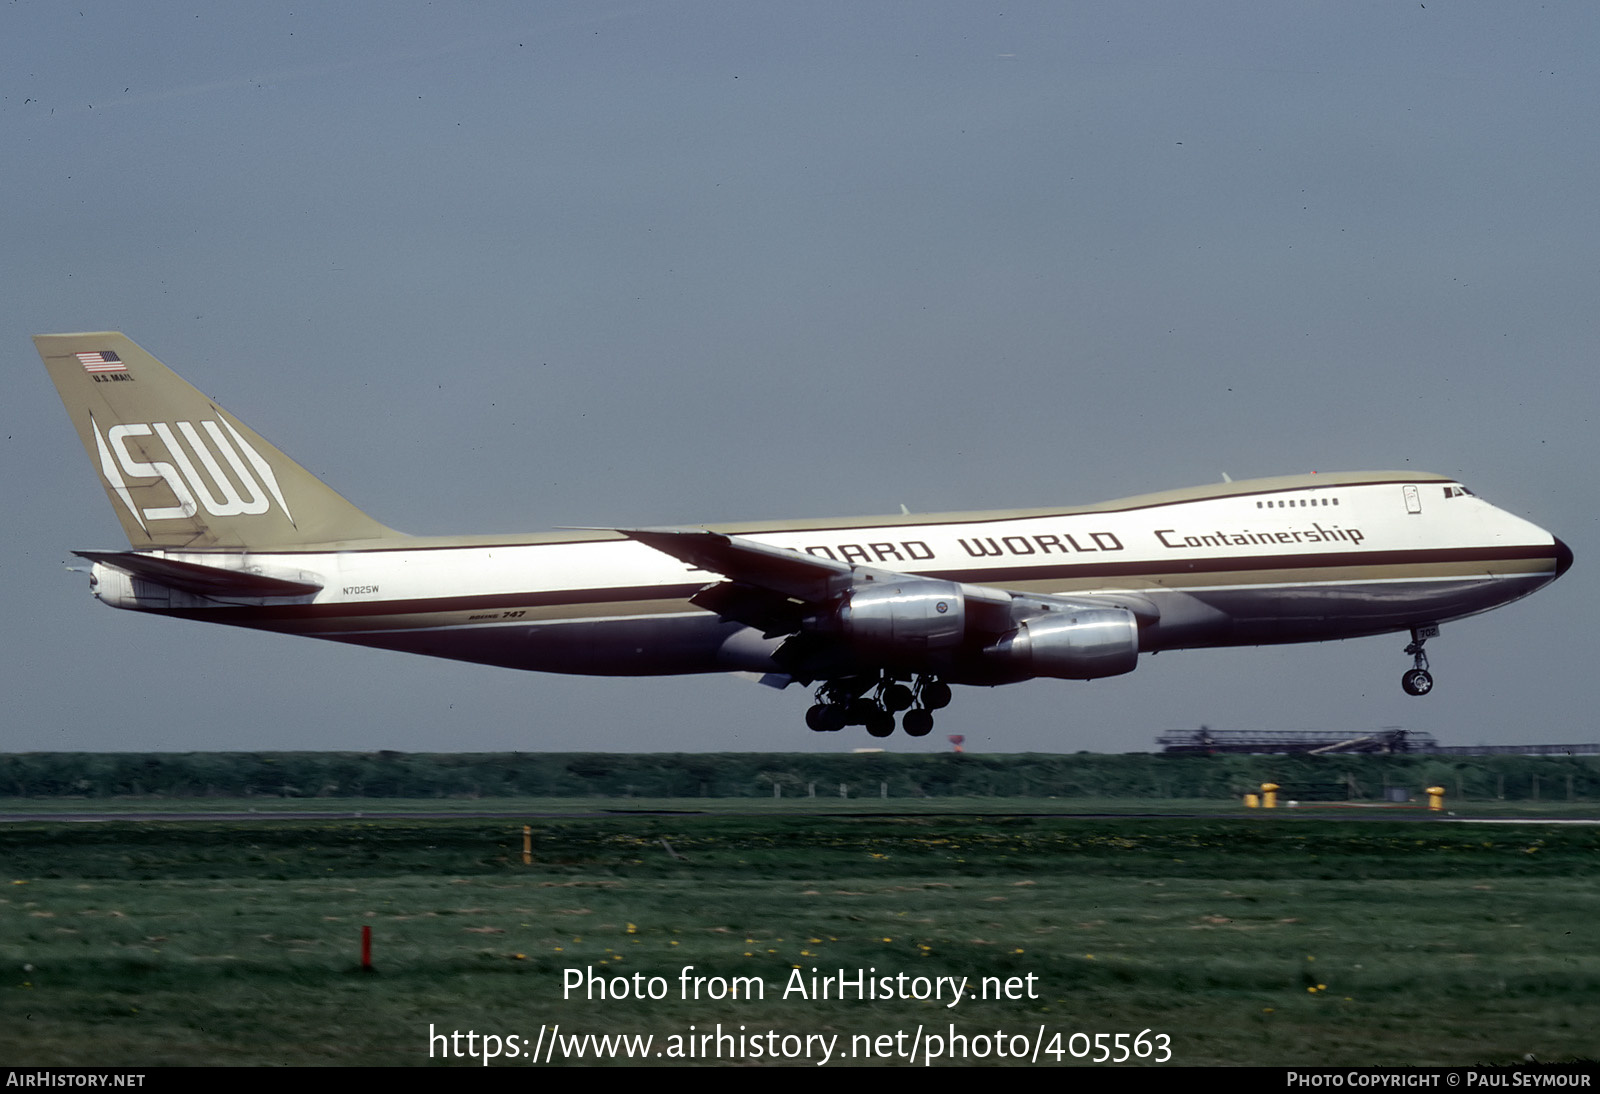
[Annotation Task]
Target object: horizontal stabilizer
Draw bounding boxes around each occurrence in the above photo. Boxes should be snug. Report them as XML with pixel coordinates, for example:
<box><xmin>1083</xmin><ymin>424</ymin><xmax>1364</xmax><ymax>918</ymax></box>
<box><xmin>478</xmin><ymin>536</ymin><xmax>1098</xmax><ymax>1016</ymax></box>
<box><xmin>74</xmin><ymin>551</ymin><xmax>323</xmax><ymax>598</ymax></box>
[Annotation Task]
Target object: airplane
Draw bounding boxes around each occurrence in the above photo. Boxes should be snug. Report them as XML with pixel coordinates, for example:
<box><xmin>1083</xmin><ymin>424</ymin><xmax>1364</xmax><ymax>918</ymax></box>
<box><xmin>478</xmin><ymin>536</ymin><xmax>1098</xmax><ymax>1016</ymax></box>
<box><xmin>35</xmin><ymin>331</ymin><xmax>1572</xmax><ymax>738</ymax></box>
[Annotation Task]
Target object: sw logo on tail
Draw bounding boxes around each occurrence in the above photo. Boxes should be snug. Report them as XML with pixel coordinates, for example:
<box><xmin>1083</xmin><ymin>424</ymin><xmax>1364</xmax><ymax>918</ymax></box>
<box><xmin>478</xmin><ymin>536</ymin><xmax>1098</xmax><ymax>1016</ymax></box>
<box><xmin>36</xmin><ymin>331</ymin><xmax>1572</xmax><ymax>738</ymax></box>
<box><xmin>91</xmin><ymin>417</ymin><xmax>293</xmax><ymax>528</ymax></box>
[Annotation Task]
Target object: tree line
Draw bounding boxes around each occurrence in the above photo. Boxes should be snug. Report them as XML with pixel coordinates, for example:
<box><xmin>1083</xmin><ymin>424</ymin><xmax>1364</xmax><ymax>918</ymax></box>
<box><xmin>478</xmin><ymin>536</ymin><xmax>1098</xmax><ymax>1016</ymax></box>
<box><xmin>2</xmin><ymin>750</ymin><xmax>1596</xmax><ymax>802</ymax></box>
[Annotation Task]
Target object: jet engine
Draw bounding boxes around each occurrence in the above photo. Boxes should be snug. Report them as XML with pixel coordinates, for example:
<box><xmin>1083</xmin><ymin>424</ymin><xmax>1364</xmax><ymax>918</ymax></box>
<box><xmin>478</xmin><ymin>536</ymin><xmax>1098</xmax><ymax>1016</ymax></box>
<box><xmin>836</xmin><ymin>578</ymin><xmax>966</xmax><ymax>657</ymax></box>
<box><xmin>984</xmin><ymin>608</ymin><xmax>1139</xmax><ymax>680</ymax></box>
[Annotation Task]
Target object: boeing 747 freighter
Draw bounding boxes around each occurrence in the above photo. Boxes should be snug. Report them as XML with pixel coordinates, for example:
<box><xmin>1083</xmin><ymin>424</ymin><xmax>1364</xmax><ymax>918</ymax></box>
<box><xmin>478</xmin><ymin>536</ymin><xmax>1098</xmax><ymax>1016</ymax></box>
<box><xmin>36</xmin><ymin>332</ymin><xmax>1572</xmax><ymax>738</ymax></box>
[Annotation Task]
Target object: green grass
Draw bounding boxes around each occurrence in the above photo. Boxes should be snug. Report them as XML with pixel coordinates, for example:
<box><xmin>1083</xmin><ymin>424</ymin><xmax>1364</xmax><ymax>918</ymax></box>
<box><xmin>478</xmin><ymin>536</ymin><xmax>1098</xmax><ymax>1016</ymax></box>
<box><xmin>3</xmin><ymin>812</ymin><xmax>1597</xmax><ymax>1066</ymax></box>
<box><xmin>6</xmin><ymin>793</ymin><xmax>1597</xmax><ymax>817</ymax></box>
<box><xmin>0</xmin><ymin>794</ymin><xmax>1258</xmax><ymax>815</ymax></box>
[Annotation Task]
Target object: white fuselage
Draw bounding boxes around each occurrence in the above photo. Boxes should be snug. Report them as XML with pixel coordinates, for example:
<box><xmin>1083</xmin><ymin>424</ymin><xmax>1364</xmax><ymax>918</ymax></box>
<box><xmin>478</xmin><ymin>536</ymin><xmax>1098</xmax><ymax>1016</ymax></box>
<box><xmin>90</xmin><ymin>475</ymin><xmax>1567</xmax><ymax>682</ymax></box>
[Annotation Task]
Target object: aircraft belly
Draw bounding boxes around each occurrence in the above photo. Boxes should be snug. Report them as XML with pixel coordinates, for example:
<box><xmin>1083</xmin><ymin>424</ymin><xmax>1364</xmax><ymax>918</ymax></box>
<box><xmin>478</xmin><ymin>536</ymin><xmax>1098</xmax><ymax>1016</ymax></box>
<box><xmin>318</xmin><ymin>612</ymin><xmax>767</xmax><ymax>676</ymax></box>
<box><xmin>1160</xmin><ymin>573</ymin><xmax>1550</xmax><ymax>648</ymax></box>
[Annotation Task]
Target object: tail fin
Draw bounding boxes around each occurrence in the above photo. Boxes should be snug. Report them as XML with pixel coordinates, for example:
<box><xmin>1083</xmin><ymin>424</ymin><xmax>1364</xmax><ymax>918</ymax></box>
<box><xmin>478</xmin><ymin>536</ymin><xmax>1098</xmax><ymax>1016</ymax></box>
<box><xmin>34</xmin><ymin>332</ymin><xmax>406</xmax><ymax>550</ymax></box>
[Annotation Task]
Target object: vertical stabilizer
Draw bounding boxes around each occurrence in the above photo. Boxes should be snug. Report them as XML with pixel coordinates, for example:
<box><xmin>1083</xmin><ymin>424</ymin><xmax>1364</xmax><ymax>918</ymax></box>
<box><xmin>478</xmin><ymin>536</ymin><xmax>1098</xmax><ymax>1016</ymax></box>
<box><xmin>35</xmin><ymin>332</ymin><xmax>406</xmax><ymax>549</ymax></box>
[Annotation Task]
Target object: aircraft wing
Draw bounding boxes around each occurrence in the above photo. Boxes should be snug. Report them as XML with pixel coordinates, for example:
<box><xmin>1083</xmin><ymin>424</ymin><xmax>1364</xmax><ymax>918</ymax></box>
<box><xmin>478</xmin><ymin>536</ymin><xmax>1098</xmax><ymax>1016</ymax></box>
<box><xmin>617</xmin><ymin>527</ymin><xmax>1156</xmax><ymax>634</ymax></box>
<box><xmin>620</xmin><ymin>527</ymin><xmax>853</xmax><ymax>602</ymax></box>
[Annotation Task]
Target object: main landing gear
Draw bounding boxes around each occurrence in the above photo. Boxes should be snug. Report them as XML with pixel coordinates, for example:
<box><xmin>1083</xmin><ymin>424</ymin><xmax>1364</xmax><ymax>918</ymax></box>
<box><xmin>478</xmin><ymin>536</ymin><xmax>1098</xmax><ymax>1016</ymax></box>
<box><xmin>1401</xmin><ymin>625</ymin><xmax>1439</xmax><ymax>696</ymax></box>
<box><xmin>806</xmin><ymin>673</ymin><xmax>951</xmax><ymax>737</ymax></box>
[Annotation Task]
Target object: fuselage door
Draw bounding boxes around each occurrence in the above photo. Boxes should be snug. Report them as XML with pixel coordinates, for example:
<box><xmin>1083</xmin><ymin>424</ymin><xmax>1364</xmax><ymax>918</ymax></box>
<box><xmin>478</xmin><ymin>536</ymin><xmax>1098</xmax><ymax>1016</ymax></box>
<box><xmin>1403</xmin><ymin>484</ymin><xmax>1422</xmax><ymax>514</ymax></box>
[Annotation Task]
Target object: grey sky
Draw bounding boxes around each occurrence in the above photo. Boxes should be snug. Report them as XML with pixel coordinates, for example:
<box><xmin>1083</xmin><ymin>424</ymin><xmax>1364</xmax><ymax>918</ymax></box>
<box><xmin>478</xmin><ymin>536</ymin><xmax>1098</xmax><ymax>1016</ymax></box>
<box><xmin>5</xmin><ymin>2</ymin><xmax>1595</xmax><ymax>754</ymax></box>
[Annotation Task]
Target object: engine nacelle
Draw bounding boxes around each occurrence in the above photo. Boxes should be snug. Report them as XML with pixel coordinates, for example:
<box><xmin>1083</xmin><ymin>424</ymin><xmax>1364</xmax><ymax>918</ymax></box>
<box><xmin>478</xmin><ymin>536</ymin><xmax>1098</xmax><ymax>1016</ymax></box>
<box><xmin>837</xmin><ymin>579</ymin><xmax>966</xmax><ymax>657</ymax></box>
<box><xmin>985</xmin><ymin>607</ymin><xmax>1139</xmax><ymax>680</ymax></box>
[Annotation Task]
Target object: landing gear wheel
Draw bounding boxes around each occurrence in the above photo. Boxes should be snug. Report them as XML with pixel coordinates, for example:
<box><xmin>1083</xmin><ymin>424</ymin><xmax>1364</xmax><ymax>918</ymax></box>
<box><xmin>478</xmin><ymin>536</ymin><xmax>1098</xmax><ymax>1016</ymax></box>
<box><xmin>918</xmin><ymin>680</ymin><xmax>952</xmax><ymax>710</ymax></box>
<box><xmin>865</xmin><ymin>711</ymin><xmax>895</xmax><ymax>738</ymax></box>
<box><xmin>880</xmin><ymin>683</ymin><xmax>915</xmax><ymax>713</ymax></box>
<box><xmin>1400</xmin><ymin>625</ymin><xmax>1438</xmax><ymax>697</ymax></box>
<box><xmin>846</xmin><ymin>698</ymin><xmax>878</xmax><ymax>726</ymax></box>
<box><xmin>806</xmin><ymin>703</ymin><xmax>846</xmax><ymax>732</ymax></box>
<box><xmin>1401</xmin><ymin>669</ymin><xmax>1434</xmax><ymax>696</ymax></box>
<box><xmin>902</xmin><ymin>708</ymin><xmax>934</xmax><ymax>737</ymax></box>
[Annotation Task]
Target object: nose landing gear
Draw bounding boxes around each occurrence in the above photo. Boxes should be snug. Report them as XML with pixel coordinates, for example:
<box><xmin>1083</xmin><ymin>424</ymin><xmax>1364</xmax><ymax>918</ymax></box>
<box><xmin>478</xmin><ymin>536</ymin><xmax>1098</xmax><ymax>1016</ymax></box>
<box><xmin>1400</xmin><ymin>625</ymin><xmax>1439</xmax><ymax>696</ymax></box>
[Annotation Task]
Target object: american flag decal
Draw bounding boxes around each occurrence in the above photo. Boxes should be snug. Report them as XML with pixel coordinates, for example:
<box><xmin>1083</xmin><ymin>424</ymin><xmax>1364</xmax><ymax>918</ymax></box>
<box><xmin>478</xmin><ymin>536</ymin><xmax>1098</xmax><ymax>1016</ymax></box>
<box><xmin>76</xmin><ymin>350</ymin><xmax>126</xmax><ymax>373</ymax></box>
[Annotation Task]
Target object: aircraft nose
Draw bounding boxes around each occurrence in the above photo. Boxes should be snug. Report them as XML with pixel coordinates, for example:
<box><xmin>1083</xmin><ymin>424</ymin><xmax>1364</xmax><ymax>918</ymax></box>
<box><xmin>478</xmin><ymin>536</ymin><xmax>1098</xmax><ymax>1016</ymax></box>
<box><xmin>1553</xmin><ymin>536</ymin><xmax>1574</xmax><ymax>578</ymax></box>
